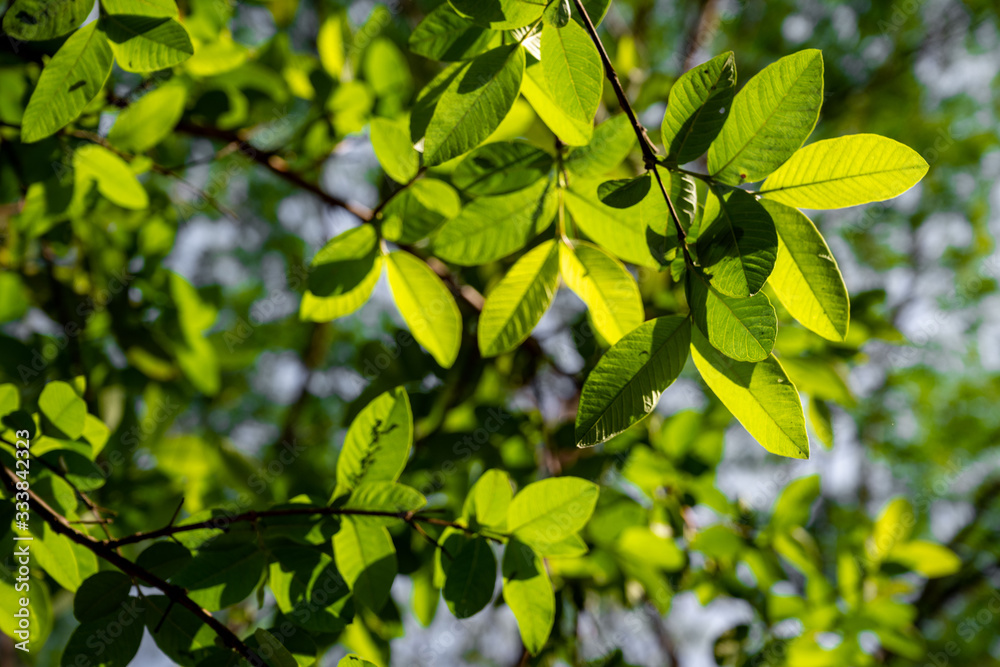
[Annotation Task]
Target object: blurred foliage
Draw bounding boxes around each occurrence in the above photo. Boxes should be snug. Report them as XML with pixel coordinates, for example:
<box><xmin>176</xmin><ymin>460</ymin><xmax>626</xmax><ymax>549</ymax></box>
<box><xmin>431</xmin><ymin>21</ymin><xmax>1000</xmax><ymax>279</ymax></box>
<box><xmin>0</xmin><ymin>0</ymin><xmax>998</xmax><ymax>666</ymax></box>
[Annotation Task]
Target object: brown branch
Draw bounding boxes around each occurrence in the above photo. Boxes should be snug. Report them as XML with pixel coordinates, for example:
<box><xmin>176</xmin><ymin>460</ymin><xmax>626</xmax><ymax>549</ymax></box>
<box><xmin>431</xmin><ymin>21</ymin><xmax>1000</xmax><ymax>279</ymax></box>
<box><xmin>0</xmin><ymin>465</ymin><xmax>265</xmax><ymax>666</ymax></box>
<box><xmin>571</xmin><ymin>0</ymin><xmax>690</xmax><ymax>250</ymax></box>
<box><xmin>175</xmin><ymin>122</ymin><xmax>373</xmax><ymax>221</ymax></box>
<box><xmin>104</xmin><ymin>505</ymin><xmax>505</xmax><ymax>549</ymax></box>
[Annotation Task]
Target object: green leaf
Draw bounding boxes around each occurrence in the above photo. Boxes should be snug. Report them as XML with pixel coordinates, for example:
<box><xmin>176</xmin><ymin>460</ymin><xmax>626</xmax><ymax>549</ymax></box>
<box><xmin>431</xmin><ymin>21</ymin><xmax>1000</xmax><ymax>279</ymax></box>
<box><xmin>0</xmin><ymin>567</ymin><xmax>52</xmax><ymax>648</ymax></box>
<box><xmin>433</xmin><ymin>177</ymin><xmax>557</xmax><ymax>265</ymax></box>
<box><xmin>769</xmin><ymin>474</ymin><xmax>820</xmax><ymax>531</ymax></box>
<box><xmin>449</xmin><ymin>0</ymin><xmax>545</xmax><ymax>30</ymax></box>
<box><xmin>544</xmin><ymin>0</ymin><xmax>571</xmax><ymax>26</ymax></box>
<box><xmin>267</xmin><ymin>547</ymin><xmax>351</xmax><ymax>632</ymax></box>
<box><xmin>387</xmin><ymin>251</ymin><xmax>462</xmax><ymax>368</ymax></box>
<box><xmin>143</xmin><ymin>595</ymin><xmax>215</xmax><ymax>665</ymax></box>
<box><xmin>24</xmin><ymin>521</ymin><xmax>98</xmax><ymax>591</ymax></box>
<box><xmin>380</xmin><ymin>179</ymin><xmax>460</xmax><ymax>244</ymax></box>
<box><xmin>597</xmin><ymin>174</ymin><xmax>650</xmax><ymax>209</ymax></box>
<box><xmin>507</xmin><ymin>477</ymin><xmax>599</xmax><ymax>548</ymax></box>
<box><xmin>886</xmin><ymin>541</ymin><xmax>960</xmax><ymax>578</ymax></box>
<box><xmin>74</xmin><ymin>144</ymin><xmax>149</xmax><ymax>210</ymax></box>
<box><xmin>452</xmin><ymin>141</ymin><xmax>553</xmax><ymax>196</ymax></box>
<box><xmin>575</xmin><ymin>316</ymin><xmax>691</xmax><ymax>447</ymax></box>
<box><xmin>564</xmin><ymin>183</ymin><xmax>667</xmax><ymax>269</ymax></box>
<box><xmin>317</xmin><ymin>14</ymin><xmax>344</xmax><ymax>78</ymax></box>
<box><xmin>74</xmin><ymin>571</ymin><xmax>132</xmax><ymax>621</ymax></box>
<box><xmin>538</xmin><ymin>534</ymin><xmax>589</xmax><ymax>557</ymax></box>
<box><xmin>300</xmin><ymin>226</ymin><xmax>382</xmax><ymax>322</ymax></box>
<box><xmin>135</xmin><ymin>541</ymin><xmax>192</xmax><ymax>579</ymax></box>
<box><xmin>502</xmin><ymin>539</ymin><xmax>554</xmax><ymax>655</ymax></box>
<box><xmin>615</xmin><ymin>527</ymin><xmax>685</xmax><ymax>570</ymax></box>
<box><xmin>760</xmin><ymin>200</ymin><xmax>849</xmax><ymax>341</ymax></box>
<box><xmin>2</xmin><ymin>0</ymin><xmax>90</xmax><ymax>40</ymax></box>
<box><xmin>61</xmin><ymin>598</ymin><xmax>145</xmax><ymax>667</ymax></box>
<box><xmin>423</xmin><ymin>44</ymin><xmax>525</xmax><ymax>166</ymax></box>
<box><xmin>760</xmin><ymin>134</ymin><xmax>929</xmax><ymax>209</ymax></box>
<box><xmin>540</xmin><ymin>20</ymin><xmax>603</xmax><ymax>127</ymax></box>
<box><xmin>333</xmin><ymin>517</ymin><xmax>397</xmax><ymax>610</ymax></box>
<box><xmin>344</xmin><ymin>481</ymin><xmax>427</xmax><ymax>526</ymax></box>
<box><xmin>170</xmin><ymin>538</ymin><xmax>265</xmax><ymax>611</ymax></box>
<box><xmin>335</xmin><ymin>387</ymin><xmax>412</xmax><ymax>495</ymax></box>
<box><xmin>661</xmin><ymin>51</ymin><xmax>736</xmax><ymax>165</ymax></box>
<box><xmin>559</xmin><ymin>241</ymin><xmax>643</xmax><ymax>345</ymax></box>
<box><xmin>39</xmin><ymin>380</ymin><xmax>86</xmax><ymax>439</ymax></box>
<box><xmin>466</xmin><ymin>469</ymin><xmax>513</xmax><ymax>530</ymax></box>
<box><xmin>99</xmin><ymin>15</ymin><xmax>194</xmax><ymax>73</ymax></box>
<box><xmin>478</xmin><ymin>240</ymin><xmax>559</xmax><ymax>357</ymax></box>
<box><xmin>690</xmin><ymin>327</ymin><xmax>809</xmax><ymax>459</ymax></box>
<box><xmin>520</xmin><ymin>59</ymin><xmax>593</xmax><ymax>146</ymax></box>
<box><xmin>411</xmin><ymin>61</ymin><xmax>464</xmax><ymax>143</ymax></box>
<box><xmin>21</xmin><ymin>22</ymin><xmax>113</xmax><ymax>143</ymax></box>
<box><xmin>689</xmin><ymin>277</ymin><xmax>776</xmax><ymax>362</ymax></box>
<box><xmin>696</xmin><ymin>187</ymin><xmax>776</xmax><ymax>297</ymax></box>
<box><xmin>870</xmin><ymin>497</ymin><xmax>913</xmax><ymax>560</ymax></box>
<box><xmin>108</xmin><ymin>81</ymin><xmax>187</xmax><ymax>152</ymax></box>
<box><xmin>409</xmin><ymin>3</ymin><xmax>499</xmax><ymax>62</ymax></box>
<box><xmin>370</xmin><ymin>117</ymin><xmax>419</xmax><ymax>184</ymax></box>
<box><xmin>102</xmin><ymin>0</ymin><xmax>178</xmax><ymax>17</ymax></box>
<box><xmin>563</xmin><ymin>114</ymin><xmax>635</xmax><ymax>177</ymax></box>
<box><xmin>443</xmin><ymin>536</ymin><xmax>497</xmax><ymax>618</ymax></box>
<box><xmin>707</xmin><ymin>49</ymin><xmax>823</xmax><ymax>185</ymax></box>
<box><xmin>254</xmin><ymin>629</ymin><xmax>298</xmax><ymax>667</ymax></box>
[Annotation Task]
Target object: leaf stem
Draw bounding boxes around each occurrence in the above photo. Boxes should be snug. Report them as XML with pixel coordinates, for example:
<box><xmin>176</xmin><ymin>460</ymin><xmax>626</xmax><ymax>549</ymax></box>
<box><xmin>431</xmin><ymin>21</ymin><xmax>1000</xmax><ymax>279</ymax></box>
<box><xmin>570</xmin><ymin>0</ymin><xmax>692</xmax><ymax>257</ymax></box>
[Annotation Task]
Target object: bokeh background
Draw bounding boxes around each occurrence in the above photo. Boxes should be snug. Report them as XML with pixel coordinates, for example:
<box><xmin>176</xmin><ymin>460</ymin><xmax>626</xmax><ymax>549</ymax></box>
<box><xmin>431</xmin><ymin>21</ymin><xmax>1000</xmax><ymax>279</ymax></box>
<box><xmin>1</xmin><ymin>0</ymin><xmax>999</xmax><ymax>665</ymax></box>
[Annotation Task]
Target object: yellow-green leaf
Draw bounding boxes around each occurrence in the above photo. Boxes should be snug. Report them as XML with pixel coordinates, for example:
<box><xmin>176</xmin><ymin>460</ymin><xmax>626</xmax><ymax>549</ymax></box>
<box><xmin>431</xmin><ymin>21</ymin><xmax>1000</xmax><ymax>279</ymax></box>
<box><xmin>387</xmin><ymin>251</ymin><xmax>462</xmax><ymax>368</ymax></box>
<box><xmin>559</xmin><ymin>241</ymin><xmax>643</xmax><ymax>345</ymax></box>
<box><xmin>760</xmin><ymin>134</ymin><xmax>929</xmax><ymax>209</ymax></box>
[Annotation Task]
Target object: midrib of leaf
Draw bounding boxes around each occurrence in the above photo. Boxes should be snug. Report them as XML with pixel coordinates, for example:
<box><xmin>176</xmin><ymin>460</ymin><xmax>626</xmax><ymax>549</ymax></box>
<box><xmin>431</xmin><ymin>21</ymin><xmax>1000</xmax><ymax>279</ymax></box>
<box><xmin>776</xmin><ymin>231</ymin><xmax>839</xmax><ymax>328</ymax></box>
<box><xmin>712</xmin><ymin>57</ymin><xmax>816</xmax><ymax>179</ymax></box>
<box><xmin>431</xmin><ymin>49</ymin><xmax>515</xmax><ymax>159</ymax></box>
<box><xmin>577</xmin><ymin>318</ymin><xmax>689</xmax><ymax>442</ymax></box>
<box><xmin>706</xmin><ymin>349</ymin><xmax>803</xmax><ymax>447</ymax></box>
<box><xmin>351</xmin><ymin>523</ymin><xmax>384</xmax><ymax>601</ymax></box>
<box><xmin>57</xmin><ymin>25</ymin><xmax>104</xmax><ymax>96</ymax></box>
<box><xmin>553</xmin><ymin>27</ymin><xmax>587</xmax><ymax>118</ymax></box>
<box><xmin>672</xmin><ymin>59</ymin><xmax>729</xmax><ymax>159</ymax></box>
<box><xmin>715</xmin><ymin>190</ymin><xmax>752</xmax><ymax>288</ymax></box>
<box><xmin>710</xmin><ymin>287</ymin><xmax>768</xmax><ymax>358</ymax></box>
<box><xmin>763</xmin><ymin>163</ymin><xmax>927</xmax><ymax>193</ymax></box>
<box><xmin>484</xmin><ymin>245</ymin><xmax>554</xmax><ymax>351</ymax></box>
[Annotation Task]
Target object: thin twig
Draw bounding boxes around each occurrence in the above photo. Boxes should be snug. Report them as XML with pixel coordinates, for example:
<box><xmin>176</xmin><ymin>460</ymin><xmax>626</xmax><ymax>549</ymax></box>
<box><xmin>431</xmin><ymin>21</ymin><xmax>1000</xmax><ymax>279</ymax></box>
<box><xmin>571</xmin><ymin>0</ymin><xmax>690</xmax><ymax>252</ymax></box>
<box><xmin>0</xmin><ymin>465</ymin><xmax>265</xmax><ymax>666</ymax></box>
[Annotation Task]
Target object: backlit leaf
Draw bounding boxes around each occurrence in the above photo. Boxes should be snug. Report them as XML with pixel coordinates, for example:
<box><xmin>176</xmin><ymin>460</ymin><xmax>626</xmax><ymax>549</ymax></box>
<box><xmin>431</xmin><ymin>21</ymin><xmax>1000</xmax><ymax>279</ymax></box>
<box><xmin>21</xmin><ymin>22</ymin><xmax>113</xmax><ymax>143</ymax></box>
<box><xmin>690</xmin><ymin>327</ymin><xmax>809</xmax><ymax>459</ymax></box>
<box><xmin>696</xmin><ymin>187</ymin><xmax>776</xmax><ymax>297</ymax></box>
<box><xmin>559</xmin><ymin>241</ymin><xmax>644</xmax><ymax>345</ymax></box>
<box><xmin>478</xmin><ymin>240</ymin><xmax>559</xmax><ymax>357</ymax></box>
<box><xmin>661</xmin><ymin>51</ymin><xmax>736</xmax><ymax>165</ymax></box>
<box><xmin>423</xmin><ymin>44</ymin><xmax>525</xmax><ymax>166</ymax></box>
<box><xmin>387</xmin><ymin>251</ymin><xmax>462</xmax><ymax>368</ymax></box>
<box><xmin>760</xmin><ymin>200</ymin><xmax>849</xmax><ymax>341</ymax></box>
<box><xmin>576</xmin><ymin>316</ymin><xmax>691</xmax><ymax>447</ymax></box>
<box><xmin>760</xmin><ymin>134</ymin><xmax>929</xmax><ymax>209</ymax></box>
<box><xmin>707</xmin><ymin>49</ymin><xmax>823</xmax><ymax>185</ymax></box>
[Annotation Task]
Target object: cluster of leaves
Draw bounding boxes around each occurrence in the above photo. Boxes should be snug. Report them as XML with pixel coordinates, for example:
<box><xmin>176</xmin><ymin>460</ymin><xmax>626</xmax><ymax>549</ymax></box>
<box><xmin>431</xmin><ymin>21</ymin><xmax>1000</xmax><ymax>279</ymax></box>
<box><xmin>0</xmin><ymin>0</ymin><xmax>986</xmax><ymax>665</ymax></box>
<box><xmin>0</xmin><ymin>380</ymin><xmax>602</xmax><ymax>664</ymax></box>
<box><xmin>301</xmin><ymin>2</ymin><xmax>928</xmax><ymax>462</ymax></box>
